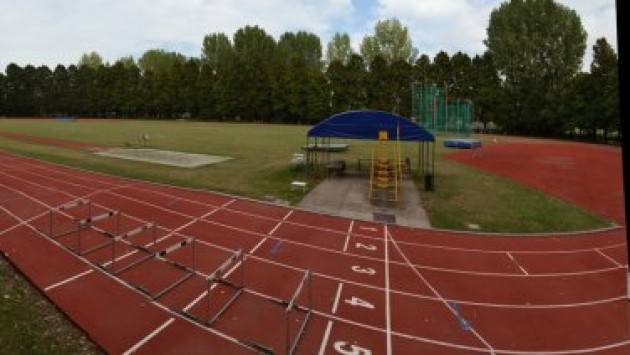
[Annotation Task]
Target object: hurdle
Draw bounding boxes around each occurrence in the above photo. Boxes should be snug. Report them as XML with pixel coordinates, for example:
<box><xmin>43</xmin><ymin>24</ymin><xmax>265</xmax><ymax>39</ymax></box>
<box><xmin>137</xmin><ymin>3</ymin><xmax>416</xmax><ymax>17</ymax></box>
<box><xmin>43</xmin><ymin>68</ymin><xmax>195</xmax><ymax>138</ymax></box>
<box><xmin>72</xmin><ymin>210</ymin><xmax>119</xmax><ymax>255</ymax></box>
<box><xmin>282</xmin><ymin>270</ymin><xmax>312</xmax><ymax>355</ymax></box>
<box><xmin>182</xmin><ymin>249</ymin><xmax>244</xmax><ymax>325</ymax></box>
<box><xmin>80</xmin><ymin>220</ymin><xmax>154</xmax><ymax>262</ymax></box>
<box><xmin>40</xmin><ymin>198</ymin><xmax>92</xmax><ymax>239</ymax></box>
<box><xmin>111</xmin><ymin>236</ymin><xmax>197</xmax><ymax>300</ymax></box>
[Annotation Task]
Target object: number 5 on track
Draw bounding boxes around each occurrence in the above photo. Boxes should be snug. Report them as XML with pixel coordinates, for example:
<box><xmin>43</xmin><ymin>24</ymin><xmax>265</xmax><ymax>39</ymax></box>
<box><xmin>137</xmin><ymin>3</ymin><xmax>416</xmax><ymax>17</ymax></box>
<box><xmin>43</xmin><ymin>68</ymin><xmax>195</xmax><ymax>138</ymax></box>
<box><xmin>334</xmin><ymin>341</ymin><xmax>372</xmax><ymax>355</ymax></box>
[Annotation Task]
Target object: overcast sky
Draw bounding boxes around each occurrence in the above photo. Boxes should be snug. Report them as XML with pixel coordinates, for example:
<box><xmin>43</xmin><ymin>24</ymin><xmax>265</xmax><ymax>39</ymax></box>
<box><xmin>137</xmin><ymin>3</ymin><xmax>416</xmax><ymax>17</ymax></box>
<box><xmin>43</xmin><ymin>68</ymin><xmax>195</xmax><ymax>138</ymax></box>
<box><xmin>0</xmin><ymin>0</ymin><xmax>617</xmax><ymax>71</ymax></box>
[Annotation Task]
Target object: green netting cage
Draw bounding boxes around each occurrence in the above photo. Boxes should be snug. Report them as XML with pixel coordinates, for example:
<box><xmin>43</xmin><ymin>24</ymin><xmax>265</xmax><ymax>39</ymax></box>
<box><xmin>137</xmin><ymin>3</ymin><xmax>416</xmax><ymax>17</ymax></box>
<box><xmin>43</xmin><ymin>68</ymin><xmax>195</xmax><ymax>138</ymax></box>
<box><xmin>412</xmin><ymin>82</ymin><xmax>473</xmax><ymax>136</ymax></box>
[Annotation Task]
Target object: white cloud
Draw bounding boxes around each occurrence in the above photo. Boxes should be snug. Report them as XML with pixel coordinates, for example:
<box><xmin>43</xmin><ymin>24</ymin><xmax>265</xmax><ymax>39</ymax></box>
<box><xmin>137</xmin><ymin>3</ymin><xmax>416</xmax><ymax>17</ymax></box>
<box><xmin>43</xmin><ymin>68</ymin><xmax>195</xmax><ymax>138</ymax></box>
<box><xmin>372</xmin><ymin>0</ymin><xmax>617</xmax><ymax>69</ymax></box>
<box><xmin>0</xmin><ymin>0</ymin><xmax>617</xmax><ymax>71</ymax></box>
<box><xmin>0</xmin><ymin>0</ymin><xmax>353</xmax><ymax>69</ymax></box>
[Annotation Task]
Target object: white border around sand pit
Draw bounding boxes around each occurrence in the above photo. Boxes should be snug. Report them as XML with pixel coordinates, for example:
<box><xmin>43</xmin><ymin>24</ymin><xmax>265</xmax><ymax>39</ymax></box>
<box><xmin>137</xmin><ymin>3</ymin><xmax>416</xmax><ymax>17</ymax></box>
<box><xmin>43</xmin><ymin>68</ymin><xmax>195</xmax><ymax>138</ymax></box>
<box><xmin>95</xmin><ymin>148</ymin><xmax>232</xmax><ymax>168</ymax></box>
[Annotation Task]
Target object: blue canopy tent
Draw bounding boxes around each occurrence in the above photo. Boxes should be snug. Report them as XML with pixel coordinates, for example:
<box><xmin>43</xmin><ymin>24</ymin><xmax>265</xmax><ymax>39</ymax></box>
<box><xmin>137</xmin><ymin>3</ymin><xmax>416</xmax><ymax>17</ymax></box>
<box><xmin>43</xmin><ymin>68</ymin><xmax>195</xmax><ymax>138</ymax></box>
<box><xmin>305</xmin><ymin>110</ymin><xmax>436</xmax><ymax>190</ymax></box>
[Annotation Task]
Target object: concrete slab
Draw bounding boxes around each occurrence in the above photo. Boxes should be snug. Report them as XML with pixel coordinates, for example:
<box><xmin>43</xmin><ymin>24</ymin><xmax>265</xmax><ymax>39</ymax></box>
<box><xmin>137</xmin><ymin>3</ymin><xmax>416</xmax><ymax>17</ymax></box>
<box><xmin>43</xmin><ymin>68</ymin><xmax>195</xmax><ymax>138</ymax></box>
<box><xmin>298</xmin><ymin>175</ymin><xmax>431</xmax><ymax>228</ymax></box>
<box><xmin>95</xmin><ymin>148</ymin><xmax>232</xmax><ymax>168</ymax></box>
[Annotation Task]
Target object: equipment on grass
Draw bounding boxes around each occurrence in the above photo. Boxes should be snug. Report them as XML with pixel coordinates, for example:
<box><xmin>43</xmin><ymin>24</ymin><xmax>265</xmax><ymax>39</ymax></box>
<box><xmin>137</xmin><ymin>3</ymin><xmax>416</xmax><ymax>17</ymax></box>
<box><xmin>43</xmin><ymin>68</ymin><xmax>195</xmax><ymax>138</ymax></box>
<box><xmin>443</xmin><ymin>138</ymin><xmax>482</xmax><ymax>149</ymax></box>
<box><xmin>369</xmin><ymin>128</ymin><xmax>403</xmax><ymax>203</ymax></box>
<box><xmin>412</xmin><ymin>82</ymin><xmax>473</xmax><ymax>136</ymax></box>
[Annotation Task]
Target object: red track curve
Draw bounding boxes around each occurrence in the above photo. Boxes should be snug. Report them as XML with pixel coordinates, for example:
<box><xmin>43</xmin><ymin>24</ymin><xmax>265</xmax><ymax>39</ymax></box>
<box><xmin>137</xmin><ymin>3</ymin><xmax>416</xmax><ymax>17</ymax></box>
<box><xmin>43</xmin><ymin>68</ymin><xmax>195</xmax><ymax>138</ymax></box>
<box><xmin>0</xmin><ymin>149</ymin><xmax>628</xmax><ymax>354</ymax></box>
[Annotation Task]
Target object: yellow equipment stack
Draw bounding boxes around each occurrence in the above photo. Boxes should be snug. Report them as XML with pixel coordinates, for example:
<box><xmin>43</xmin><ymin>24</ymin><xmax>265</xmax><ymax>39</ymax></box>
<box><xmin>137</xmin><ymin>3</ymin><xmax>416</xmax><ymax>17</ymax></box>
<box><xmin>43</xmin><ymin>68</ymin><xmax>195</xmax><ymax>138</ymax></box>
<box><xmin>369</xmin><ymin>129</ymin><xmax>402</xmax><ymax>202</ymax></box>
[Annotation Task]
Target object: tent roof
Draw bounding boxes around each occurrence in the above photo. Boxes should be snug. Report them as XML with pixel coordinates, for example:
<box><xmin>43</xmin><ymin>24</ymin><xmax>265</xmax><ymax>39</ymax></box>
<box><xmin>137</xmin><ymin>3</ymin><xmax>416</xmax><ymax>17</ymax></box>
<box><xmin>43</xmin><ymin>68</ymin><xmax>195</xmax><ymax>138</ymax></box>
<box><xmin>307</xmin><ymin>110</ymin><xmax>434</xmax><ymax>142</ymax></box>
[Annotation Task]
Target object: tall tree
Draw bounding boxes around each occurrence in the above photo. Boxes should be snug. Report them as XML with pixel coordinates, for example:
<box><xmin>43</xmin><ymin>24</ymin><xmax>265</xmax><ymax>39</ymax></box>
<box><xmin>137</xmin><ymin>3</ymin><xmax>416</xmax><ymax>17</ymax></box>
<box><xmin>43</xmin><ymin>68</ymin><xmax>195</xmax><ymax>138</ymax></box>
<box><xmin>413</xmin><ymin>54</ymin><xmax>432</xmax><ymax>84</ymax></box>
<box><xmin>326</xmin><ymin>33</ymin><xmax>353</xmax><ymax>65</ymax></box>
<box><xmin>590</xmin><ymin>37</ymin><xmax>619</xmax><ymax>141</ymax></box>
<box><xmin>138</xmin><ymin>49</ymin><xmax>186</xmax><ymax>76</ymax></box>
<box><xmin>231</xmin><ymin>26</ymin><xmax>277</xmax><ymax>120</ymax></box>
<box><xmin>78</xmin><ymin>51</ymin><xmax>104</xmax><ymax>69</ymax></box>
<box><xmin>485</xmin><ymin>0</ymin><xmax>587</xmax><ymax>135</ymax></box>
<box><xmin>469</xmin><ymin>53</ymin><xmax>502</xmax><ymax>127</ymax></box>
<box><xmin>360</xmin><ymin>18</ymin><xmax>417</xmax><ymax>65</ymax></box>
<box><xmin>431</xmin><ymin>51</ymin><xmax>451</xmax><ymax>86</ymax></box>
<box><xmin>201</xmin><ymin>33</ymin><xmax>232</xmax><ymax>70</ymax></box>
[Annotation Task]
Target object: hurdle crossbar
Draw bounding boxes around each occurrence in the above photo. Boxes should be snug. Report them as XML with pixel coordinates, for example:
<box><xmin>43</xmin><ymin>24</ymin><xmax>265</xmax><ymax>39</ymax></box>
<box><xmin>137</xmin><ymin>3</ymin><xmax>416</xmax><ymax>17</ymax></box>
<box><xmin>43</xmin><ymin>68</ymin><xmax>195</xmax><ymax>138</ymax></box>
<box><xmin>80</xmin><ymin>219</ymin><xmax>151</xmax><ymax>257</ymax></box>
<box><xmin>284</xmin><ymin>270</ymin><xmax>312</xmax><ymax>355</ymax></box>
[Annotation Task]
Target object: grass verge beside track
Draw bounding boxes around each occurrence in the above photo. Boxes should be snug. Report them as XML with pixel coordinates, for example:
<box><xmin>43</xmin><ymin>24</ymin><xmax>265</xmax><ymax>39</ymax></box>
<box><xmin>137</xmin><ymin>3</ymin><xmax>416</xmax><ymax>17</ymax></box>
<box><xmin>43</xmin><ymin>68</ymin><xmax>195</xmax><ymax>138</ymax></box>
<box><xmin>0</xmin><ymin>255</ymin><xmax>101</xmax><ymax>355</ymax></box>
<box><xmin>0</xmin><ymin>119</ymin><xmax>611</xmax><ymax>233</ymax></box>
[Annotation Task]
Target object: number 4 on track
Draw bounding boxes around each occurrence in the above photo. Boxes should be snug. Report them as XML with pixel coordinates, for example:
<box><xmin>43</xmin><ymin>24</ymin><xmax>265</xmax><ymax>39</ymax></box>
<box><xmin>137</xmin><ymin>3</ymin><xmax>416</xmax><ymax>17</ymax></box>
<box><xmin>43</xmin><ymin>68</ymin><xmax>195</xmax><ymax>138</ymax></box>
<box><xmin>344</xmin><ymin>296</ymin><xmax>375</xmax><ymax>309</ymax></box>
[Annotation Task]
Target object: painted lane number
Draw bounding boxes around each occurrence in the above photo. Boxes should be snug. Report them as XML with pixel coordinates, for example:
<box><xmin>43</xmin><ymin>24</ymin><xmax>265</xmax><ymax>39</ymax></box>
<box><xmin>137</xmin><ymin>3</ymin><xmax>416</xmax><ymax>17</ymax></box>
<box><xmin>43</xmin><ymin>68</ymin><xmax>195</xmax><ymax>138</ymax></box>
<box><xmin>355</xmin><ymin>242</ymin><xmax>377</xmax><ymax>251</ymax></box>
<box><xmin>344</xmin><ymin>296</ymin><xmax>375</xmax><ymax>309</ymax></box>
<box><xmin>351</xmin><ymin>265</ymin><xmax>376</xmax><ymax>275</ymax></box>
<box><xmin>334</xmin><ymin>341</ymin><xmax>372</xmax><ymax>355</ymax></box>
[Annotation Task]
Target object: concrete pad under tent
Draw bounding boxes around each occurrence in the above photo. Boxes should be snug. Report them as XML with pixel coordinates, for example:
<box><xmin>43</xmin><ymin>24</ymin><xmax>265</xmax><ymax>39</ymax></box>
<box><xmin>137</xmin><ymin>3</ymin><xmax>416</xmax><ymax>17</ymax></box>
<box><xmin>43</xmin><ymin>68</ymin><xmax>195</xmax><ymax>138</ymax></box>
<box><xmin>95</xmin><ymin>148</ymin><xmax>232</xmax><ymax>168</ymax></box>
<box><xmin>298</xmin><ymin>175</ymin><xmax>431</xmax><ymax>228</ymax></box>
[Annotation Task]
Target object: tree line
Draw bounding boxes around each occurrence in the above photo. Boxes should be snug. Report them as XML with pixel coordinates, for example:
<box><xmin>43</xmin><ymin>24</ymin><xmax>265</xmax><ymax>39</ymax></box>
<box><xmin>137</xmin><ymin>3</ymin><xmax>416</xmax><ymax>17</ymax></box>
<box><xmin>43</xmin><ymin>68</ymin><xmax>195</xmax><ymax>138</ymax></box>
<box><xmin>0</xmin><ymin>0</ymin><xmax>620</xmax><ymax>141</ymax></box>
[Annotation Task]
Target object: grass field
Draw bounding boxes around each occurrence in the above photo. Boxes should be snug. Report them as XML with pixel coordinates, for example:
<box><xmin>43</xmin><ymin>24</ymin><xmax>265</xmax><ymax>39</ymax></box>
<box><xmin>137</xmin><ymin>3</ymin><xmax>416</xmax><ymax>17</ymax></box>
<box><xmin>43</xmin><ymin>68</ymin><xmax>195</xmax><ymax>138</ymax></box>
<box><xmin>0</xmin><ymin>118</ymin><xmax>610</xmax><ymax>233</ymax></box>
<box><xmin>0</xmin><ymin>256</ymin><xmax>101</xmax><ymax>355</ymax></box>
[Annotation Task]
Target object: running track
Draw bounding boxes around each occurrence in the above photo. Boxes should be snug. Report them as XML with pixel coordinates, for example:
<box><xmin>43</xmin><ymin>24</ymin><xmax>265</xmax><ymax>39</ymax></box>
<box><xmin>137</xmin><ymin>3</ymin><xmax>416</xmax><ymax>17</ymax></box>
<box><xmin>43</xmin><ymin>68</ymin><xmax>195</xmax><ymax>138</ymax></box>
<box><xmin>0</xmin><ymin>150</ymin><xmax>628</xmax><ymax>354</ymax></box>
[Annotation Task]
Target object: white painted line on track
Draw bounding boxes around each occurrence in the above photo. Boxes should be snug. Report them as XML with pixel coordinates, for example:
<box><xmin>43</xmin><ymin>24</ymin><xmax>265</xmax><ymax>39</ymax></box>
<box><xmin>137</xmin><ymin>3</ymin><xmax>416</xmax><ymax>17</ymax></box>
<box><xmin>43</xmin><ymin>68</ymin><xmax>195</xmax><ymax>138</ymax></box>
<box><xmin>2</xmin><ymin>152</ymin><xmax>630</xmax><ymax>354</ymax></box>
<box><xmin>595</xmin><ymin>248</ymin><xmax>623</xmax><ymax>267</ymax></box>
<box><xmin>506</xmin><ymin>252</ymin><xmax>529</xmax><ymax>275</ymax></box>
<box><xmin>332</xmin><ymin>282</ymin><xmax>344</xmax><ymax>314</ymax></box>
<box><xmin>122</xmin><ymin>317</ymin><xmax>175</xmax><ymax>355</ymax></box>
<box><xmin>268</xmin><ymin>210</ymin><xmax>293</xmax><ymax>236</ymax></box>
<box><xmin>317</xmin><ymin>321</ymin><xmax>334</xmax><ymax>355</ymax></box>
<box><xmin>388</xmin><ymin>229</ymin><xmax>496</xmax><ymax>354</ymax></box>
<box><xmin>1</xmin><ymin>176</ymin><xmax>626</xmax><ymax>309</ymax></box>
<box><xmin>318</xmin><ymin>282</ymin><xmax>344</xmax><ymax>355</ymax></box>
<box><xmin>384</xmin><ymin>225</ymin><xmax>392</xmax><ymax>355</ymax></box>
<box><xmin>5</xmin><ymin>159</ymin><xmax>624</xmax><ymax>258</ymax></box>
<box><xmin>44</xmin><ymin>269</ymin><xmax>94</xmax><ymax>291</ymax></box>
<box><xmin>343</xmin><ymin>220</ymin><xmax>354</xmax><ymax>252</ymax></box>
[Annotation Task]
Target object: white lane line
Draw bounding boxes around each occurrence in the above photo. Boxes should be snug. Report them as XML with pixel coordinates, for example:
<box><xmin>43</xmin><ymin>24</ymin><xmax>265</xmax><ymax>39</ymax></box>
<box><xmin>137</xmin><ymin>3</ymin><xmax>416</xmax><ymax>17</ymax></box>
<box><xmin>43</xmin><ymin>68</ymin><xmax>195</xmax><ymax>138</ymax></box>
<box><xmin>506</xmin><ymin>252</ymin><xmax>529</xmax><ymax>275</ymax></box>
<box><xmin>3</xmin><ymin>155</ymin><xmax>625</xmax><ymax>255</ymax></box>
<box><xmin>318</xmin><ymin>282</ymin><xmax>344</xmax><ymax>355</ymax></box>
<box><xmin>595</xmin><ymin>248</ymin><xmax>623</xmax><ymax>267</ymax></box>
<box><xmin>384</xmin><ymin>225</ymin><xmax>392</xmax><ymax>355</ymax></box>
<box><xmin>388</xmin><ymin>229</ymin><xmax>496</xmax><ymax>354</ymax></box>
<box><xmin>1</xmin><ymin>191</ymin><xmax>250</xmax><ymax>353</ymax></box>
<box><xmin>249</xmin><ymin>237</ymin><xmax>268</xmax><ymax>255</ymax></box>
<box><xmin>44</xmin><ymin>269</ymin><xmax>94</xmax><ymax>292</ymax></box>
<box><xmin>268</xmin><ymin>210</ymin><xmax>293</xmax><ymax>236</ymax></box>
<box><xmin>343</xmin><ymin>220</ymin><xmax>354</xmax><ymax>252</ymax></box>
<box><xmin>3</xmin><ymin>154</ymin><xmax>630</xmax><ymax>355</ymax></box>
<box><xmin>332</xmin><ymin>282</ymin><xmax>344</xmax><ymax>314</ymax></box>
<box><xmin>122</xmin><ymin>317</ymin><xmax>175</xmax><ymax>355</ymax></box>
<box><xmin>317</xmin><ymin>321</ymin><xmax>334</xmax><ymax>355</ymax></box>
<box><xmin>5</xmin><ymin>160</ymin><xmax>625</xmax><ymax>261</ymax></box>
<box><xmin>1</xmin><ymin>177</ymin><xmax>626</xmax><ymax>310</ymax></box>
<box><xmin>201</xmin><ymin>217</ymin><xmax>624</xmax><ymax>279</ymax></box>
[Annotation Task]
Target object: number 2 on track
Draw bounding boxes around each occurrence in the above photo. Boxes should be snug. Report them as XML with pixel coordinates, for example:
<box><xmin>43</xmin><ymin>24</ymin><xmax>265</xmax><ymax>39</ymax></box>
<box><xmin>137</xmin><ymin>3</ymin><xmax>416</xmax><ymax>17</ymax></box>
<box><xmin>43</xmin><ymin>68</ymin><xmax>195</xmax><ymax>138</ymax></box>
<box><xmin>355</xmin><ymin>242</ymin><xmax>377</xmax><ymax>251</ymax></box>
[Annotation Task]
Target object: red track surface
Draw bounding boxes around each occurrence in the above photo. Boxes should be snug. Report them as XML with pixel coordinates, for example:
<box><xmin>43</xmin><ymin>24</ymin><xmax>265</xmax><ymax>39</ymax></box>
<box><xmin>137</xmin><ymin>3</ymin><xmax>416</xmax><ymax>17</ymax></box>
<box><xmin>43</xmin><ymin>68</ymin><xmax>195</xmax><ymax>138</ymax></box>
<box><xmin>448</xmin><ymin>141</ymin><xmax>625</xmax><ymax>224</ymax></box>
<box><xmin>0</xmin><ymin>146</ymin><xmax>628</xmax><ymax>354</ymax></box>
<box><xmin>0</xmin><ymin>130</ymin><xmax>105</xmax><ymax>151</ymax></box>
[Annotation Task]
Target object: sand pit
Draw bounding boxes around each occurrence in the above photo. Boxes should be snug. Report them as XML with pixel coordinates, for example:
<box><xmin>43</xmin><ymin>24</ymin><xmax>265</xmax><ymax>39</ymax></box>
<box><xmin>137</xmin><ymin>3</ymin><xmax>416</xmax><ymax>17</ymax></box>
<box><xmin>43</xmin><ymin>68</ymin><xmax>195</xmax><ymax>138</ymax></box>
<box><xmin>96</xmin><ymin>148</ymin><xmax>232</xmax><ymax>168</ymax></box>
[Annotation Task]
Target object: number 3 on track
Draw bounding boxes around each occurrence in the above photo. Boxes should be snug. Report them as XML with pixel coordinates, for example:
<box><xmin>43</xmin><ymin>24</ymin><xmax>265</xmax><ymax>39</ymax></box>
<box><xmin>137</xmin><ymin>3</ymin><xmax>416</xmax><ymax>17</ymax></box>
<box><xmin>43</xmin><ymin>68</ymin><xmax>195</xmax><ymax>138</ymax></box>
<box><xmin>334</xmin><ymin>341</ymin><xmax>372</xmax><ymax>355</ymax></box>
<box><xmin>351</xmin><ymin>265</ymin><xmax>376</xmax><ymax>275</ymax></box>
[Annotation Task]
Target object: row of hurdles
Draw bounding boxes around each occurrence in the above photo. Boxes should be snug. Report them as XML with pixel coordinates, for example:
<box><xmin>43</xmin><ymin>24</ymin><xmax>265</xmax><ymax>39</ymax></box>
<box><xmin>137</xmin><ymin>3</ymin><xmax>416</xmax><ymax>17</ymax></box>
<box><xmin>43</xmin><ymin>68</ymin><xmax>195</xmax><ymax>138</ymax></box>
<box><xmin>34</xmin><ymin>197</ymin><xmax>312</xmax><ymax>355</ymax></box>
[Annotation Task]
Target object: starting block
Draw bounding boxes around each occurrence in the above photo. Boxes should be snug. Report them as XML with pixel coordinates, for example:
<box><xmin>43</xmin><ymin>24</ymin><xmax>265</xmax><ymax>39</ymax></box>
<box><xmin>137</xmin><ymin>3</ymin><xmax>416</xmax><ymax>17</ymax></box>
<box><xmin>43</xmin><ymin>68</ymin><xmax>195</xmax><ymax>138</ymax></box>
<box><xmin>291</xmin><ymin>181</ymin><xmax>307</xmax><ymax>192</ymax></box>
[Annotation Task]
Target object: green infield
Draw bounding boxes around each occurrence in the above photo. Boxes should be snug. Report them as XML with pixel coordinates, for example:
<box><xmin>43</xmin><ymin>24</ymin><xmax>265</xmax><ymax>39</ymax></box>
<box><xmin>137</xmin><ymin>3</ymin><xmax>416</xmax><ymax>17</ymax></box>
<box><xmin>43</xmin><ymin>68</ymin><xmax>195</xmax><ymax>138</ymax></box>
<box><xmin>0</xmin><ymin>118</ymin><xmax>610</xmax><ymax>233</ymax></box>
